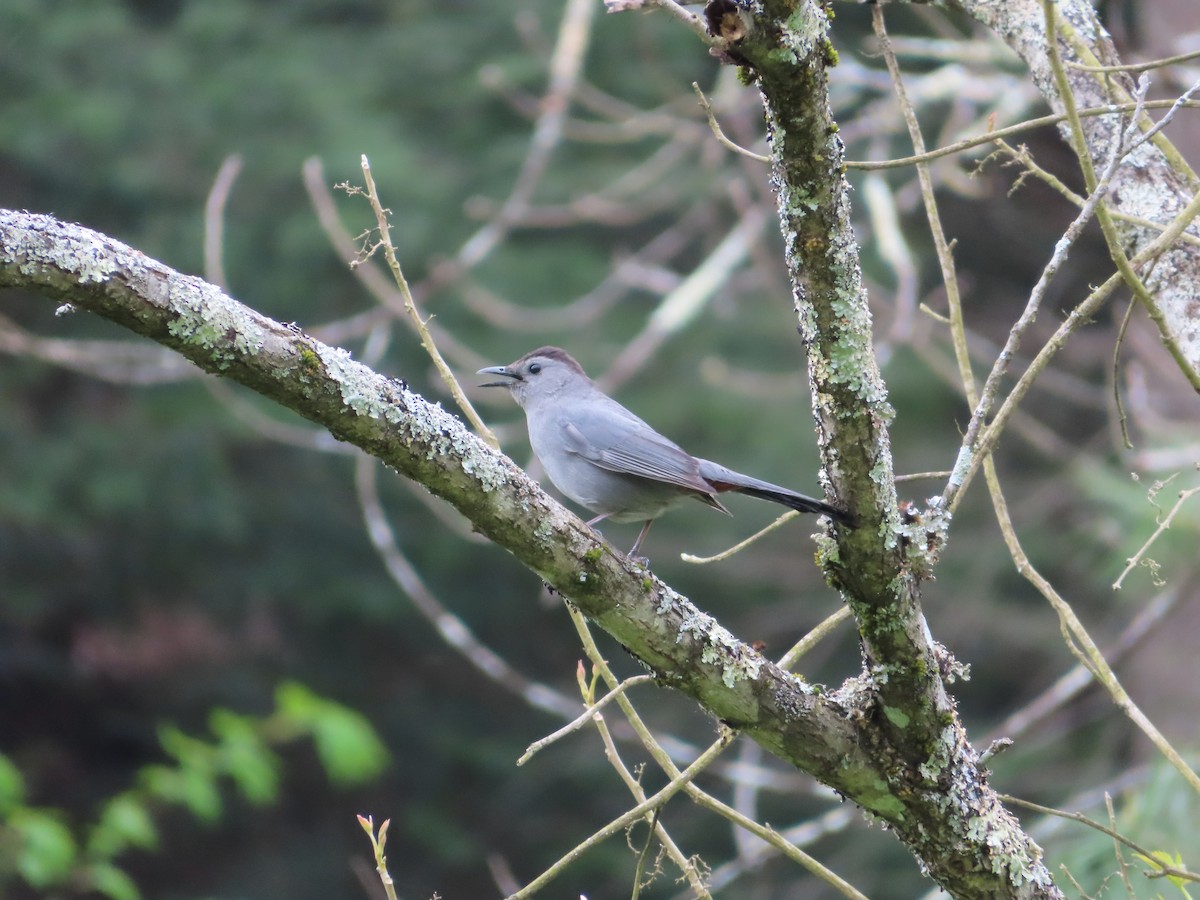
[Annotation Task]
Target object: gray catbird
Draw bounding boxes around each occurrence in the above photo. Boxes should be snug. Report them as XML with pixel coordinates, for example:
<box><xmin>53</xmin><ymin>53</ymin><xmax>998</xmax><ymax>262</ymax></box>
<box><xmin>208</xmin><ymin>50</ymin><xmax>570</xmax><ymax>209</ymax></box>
<box><xmin>479</xmin><ymin>347</ymin><xmax>852</xmax><ymax>556</ymax></box>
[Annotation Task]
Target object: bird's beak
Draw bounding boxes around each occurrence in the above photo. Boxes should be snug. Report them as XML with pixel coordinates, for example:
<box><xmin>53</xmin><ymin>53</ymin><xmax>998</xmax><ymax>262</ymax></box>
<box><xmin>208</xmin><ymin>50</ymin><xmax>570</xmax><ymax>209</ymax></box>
<box><xmin>477</xmin><ymin>365</ymin><xmax>520</xmax><ymax>388</ymax></box>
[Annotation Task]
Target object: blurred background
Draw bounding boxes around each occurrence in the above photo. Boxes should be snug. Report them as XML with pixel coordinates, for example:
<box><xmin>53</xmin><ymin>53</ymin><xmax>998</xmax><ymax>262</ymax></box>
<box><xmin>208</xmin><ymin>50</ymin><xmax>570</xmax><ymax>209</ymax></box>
<box><xmin>1</xmin><ymin>0</ymin><xmax>1198</xmax><ymax>897</ymax></box>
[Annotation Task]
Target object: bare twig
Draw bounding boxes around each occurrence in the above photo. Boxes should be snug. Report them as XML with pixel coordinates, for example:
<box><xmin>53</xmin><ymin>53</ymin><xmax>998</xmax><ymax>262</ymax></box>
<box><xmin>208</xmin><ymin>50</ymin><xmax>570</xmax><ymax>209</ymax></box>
<box><xmin>986</xmin><ymin>587</ymin><xmax>1179</xmax><ymax>743</ymax></box>
<box><xmin>354</xmin><ymin>455</ymin><xmax>580</xmax><ymax>721</ymax></box>
<box><xmin>517</xmin><ymin>674</ymin><xmax>655</xmax><ymax>765</ymax></box>
<box><xmin>775</xmin><ymin>607</ymin><xmax>853</xmax><ymax>673</ymax></box>
<box><xmin>947</xmin><ymin>74</ymin><xmax>1145</xmax><ymax>512</ymax></box>
<box><xmin>566</xmin><ymin>607</ymin><xmax>864</xmax><ymax>899</ymax></box>
<box><xmin>680</xmin><ymin>511</ymin><xmax>797</xmax><ymax>564</ymax></box>
<box><xmin>301</xmin><ymin>156</ymin><xmax>487</xmax><ymax>369</ymax></box>
<box><xmin>508</xmin><ymin>724</ymin><xmax>733</xmax><ymax>898</ymax></box>
<box><xmin>999</xmin><ymin>794</ymin><xmax>1200</xmax><ymax>884</ymax></box>
<box><xmin>692</xmin><ymin>82</ymin><xmax>770</xmax><ymax>162</ymax></box>
<box><xmin>990</xmin><ymin>140</ymin><xmax>1200</xmax><ymax>248</ymax></box>
<box><xmin>1113</xmin><ymin>486</ymin><xmax>1200</xmax><ymax>590</ymax></box>
<box><xmin>1067</xmin><ymin>46</ymin><xmax>1200</xmax><ymax>74</ymax></box>
<box><xmin>846</xmin><ymin>98</ymin><xmax>1200</xmax><ymax>171</ymax></box>
<box><xmin>605</xmin><ymin>0</ymin><xmax>720</xmax><ymax>48</ymax></box>
<box><xmin>952</xmin><ymin>182</ymin><xmax>1200</xmax><ymax>509</ymax></box>
<box><xmin>986</xmin><ymin>473</ymin><xmax>1200</xmax><ymax>794</ymax></box>
<box><xmin>203</xmin><ymin>154</ymin><xmax>243</xmax><ymax>290</ymax></box>
<box><xmin>355</xmin><ymin>155</ymin><xmax>497</xmax><ymax>446</ymax></box>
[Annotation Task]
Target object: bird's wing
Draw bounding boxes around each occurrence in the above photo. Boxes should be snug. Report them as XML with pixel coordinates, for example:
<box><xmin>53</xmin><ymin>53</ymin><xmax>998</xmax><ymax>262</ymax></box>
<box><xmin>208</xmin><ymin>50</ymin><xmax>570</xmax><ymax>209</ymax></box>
<box><xmin>561</xmin><ymin>408</ymin><xmax>715</xmax><ymax>496</ymax></box>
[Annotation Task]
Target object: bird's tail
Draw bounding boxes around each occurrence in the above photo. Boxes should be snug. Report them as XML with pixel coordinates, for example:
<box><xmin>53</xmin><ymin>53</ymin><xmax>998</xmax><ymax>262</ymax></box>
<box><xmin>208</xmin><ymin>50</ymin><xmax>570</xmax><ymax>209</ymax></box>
<box><xmin>697</xmin><ymin>459</ymin><xmax>854</xmax><ymax>526</ymax></box>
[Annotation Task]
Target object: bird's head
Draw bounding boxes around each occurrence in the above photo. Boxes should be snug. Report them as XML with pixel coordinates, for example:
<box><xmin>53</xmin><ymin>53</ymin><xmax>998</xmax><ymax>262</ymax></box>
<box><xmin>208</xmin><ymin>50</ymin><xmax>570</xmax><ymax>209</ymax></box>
<box><xmin>477</xmin><ymin>346</ymin><xmax>591</xmax><ymax>409</ymax></box>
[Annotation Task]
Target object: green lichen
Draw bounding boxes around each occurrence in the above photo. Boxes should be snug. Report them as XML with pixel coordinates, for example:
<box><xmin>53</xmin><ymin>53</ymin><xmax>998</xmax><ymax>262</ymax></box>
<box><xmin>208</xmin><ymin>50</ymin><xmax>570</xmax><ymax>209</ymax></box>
<box><xmin>299</xmin><ymin>347</ymin><xmax>321</xmax><ymax>372</ymax></box>
<box><xmin>822</xmin><ymin>38</ymin><xmax>839</xmax><ymax>68</ymax></box>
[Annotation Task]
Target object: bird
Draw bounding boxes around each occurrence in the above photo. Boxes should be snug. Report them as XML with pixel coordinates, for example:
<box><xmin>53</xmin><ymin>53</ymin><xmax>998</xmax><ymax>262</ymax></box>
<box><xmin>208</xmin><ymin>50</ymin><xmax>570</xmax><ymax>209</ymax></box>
<box><xmin>478</xmin><ymin>347</ymin><xmax>852</xmax><ymax>557</ymax></box>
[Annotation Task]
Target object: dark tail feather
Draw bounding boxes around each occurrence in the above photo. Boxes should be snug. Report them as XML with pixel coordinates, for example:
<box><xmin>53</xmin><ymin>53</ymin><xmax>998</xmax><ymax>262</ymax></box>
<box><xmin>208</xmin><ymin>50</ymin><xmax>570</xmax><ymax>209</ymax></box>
<box><xmin>734</xmin><ymin>485</ymin><xmax>855</xmax><ymax>525</ymax></box>
<box><xmin>697</xmin><ymin>459</ymin><xmax>855</xmax><ymax>527</ymax></box>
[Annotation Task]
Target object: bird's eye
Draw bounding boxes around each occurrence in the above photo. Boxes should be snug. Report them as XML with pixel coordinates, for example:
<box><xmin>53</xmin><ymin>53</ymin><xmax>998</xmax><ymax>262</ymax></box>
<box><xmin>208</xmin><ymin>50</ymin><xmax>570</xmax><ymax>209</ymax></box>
<box><xmin>528</xmin><ymin>362</ymin><xmax>542</xmax><ymax>375</ymax></box>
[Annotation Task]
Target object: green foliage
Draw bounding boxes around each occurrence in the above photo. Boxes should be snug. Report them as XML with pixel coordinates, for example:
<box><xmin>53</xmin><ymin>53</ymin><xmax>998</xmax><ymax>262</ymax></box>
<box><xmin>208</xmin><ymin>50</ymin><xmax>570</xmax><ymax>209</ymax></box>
<box><xmin>275</xmin><ymin>681</ymin><xmax>390</xmax><ymax>785</ymax></box>
<box><xmin>0</xmin><ymin>756</ymin><xmax>24</xmax><ymax>814</ymax></box>
<box><xmin>87</xmin><ymin>794</ymin><xmax>159</xmax><ymax>858</ymax></box>
<box><xmin>6</xmin><ymin>807</ymin><xmax>78</xmax><ymax>888</ymax></box>
<box><xmin>208</xmin><ymin>709</ymin><xmax>281</xmax><ymax>804</ymax></box>
<box><xmin>0</xmin><ymin>684</ymin><xmax>386</xmax><ymax>897</ymax></box>
<box><xmin>88</xmin><ymin>862</ymin><xmax>143</xmax><ymax>900</ymax></box>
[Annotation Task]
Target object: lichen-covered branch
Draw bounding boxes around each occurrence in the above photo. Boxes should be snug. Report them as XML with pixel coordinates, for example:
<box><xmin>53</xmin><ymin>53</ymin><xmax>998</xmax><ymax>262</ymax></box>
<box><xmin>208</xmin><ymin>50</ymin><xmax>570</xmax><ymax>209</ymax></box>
<box><xmin>0</xmin><ymin>206</ymin><xmax>898</xmax><ymax>818</ymax></box>
<box><xmin>653</xmin><ymin>1</ymin><xmax>1063</xmax><ymax>895</ymax></box>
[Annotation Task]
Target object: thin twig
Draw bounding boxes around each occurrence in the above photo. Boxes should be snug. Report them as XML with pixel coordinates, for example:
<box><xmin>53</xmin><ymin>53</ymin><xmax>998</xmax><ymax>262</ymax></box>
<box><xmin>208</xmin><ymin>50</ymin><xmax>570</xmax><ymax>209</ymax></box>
<box><xmin>1105</xmin><ymin>793</ymin><xmax>1136</xmax><ymax>898</ymax></box>
<box><xmin>946</xmin><ymin>72</ymin><xmax>1143</xmax><ymax>510</ymax></box>
<box><xmin>356</xmin><ymin>156</ymin><xmax>497</xmax><ymax>446</ymax></box>
<box><xmin>605</xmin><ymin>0</ymin><xmax>720</xmax><ymax>48</ymax></box>
<box><xmin>507</xmin><ymin>726</ymin><xmax>733</xmax><ymax>898</ymax></box>
<box><xmin>590</xmin><ymin>693</ymin><xmax>710</xmax><ymax>899</ymax></box>
<box><xmin>895</xmin><ymin>470</ymin><xmax>952</xmax><ymax>484</ymax></box>
<box><xmin>680</xmin><ymin>511</ymin><xmax>797</xmax><ymax>564</ymax></box>
<box><xmin>567</xmin><ymin>608</ymin><xmax>867</xmax><ymax>899</ymax></box>
<box><xmin>630</xmin><ymin>808</ymin><xmax>665</xmax><ymax>899</ymax></box>
<box><xmin>202</xmin><ymin>154</ymin><xmax>243</xmax><ymax>290</ymax></box>
<box><xmin>356</xmin><ymin>816</ymin><xmax>400</xmax><ymax>900</ymax></box>
<box><xmin>1043</xmin><ymin>1</ymin><xmax>1200</xmax><ymax>391</ymax></box>
<box><xmin>1113</xmin><ymin>486</ymin><xmax>1200</xmax><ymax>590</ymax></box>
<box><xmin>517</xmin><ymin>675</ymin><xmax>655</xmax><ymax>765</ymax></box>
<box><xmin>999</xmin><ymin>794</ymin><xmax>1200</xmax><ymax>884</ymax></box>
<box><xmin>1067</xmin><ymin>46</ymin><xmax>1200</xmax><ymax>73</ymax></box>
<box><xmin>845</xmin><ymin>99</ymin><xmax>1200</xmax><ymax>171</ymax></box>
<box><xmin>354</xmin><ymin>456</ymin><xmax>580</xmax><ymax>720</ymax></box>
<box><xmin>692</xmin><ymin>82</ymin><xmax>770</xmax><ymax>162</ymax></box>
<box><xmin>953</xmin><ymin>182</ymin><xmax>1200</xmax><ymax>510</ymax></box>
<box><xmin>990</xmin><ymin>140</ymin><xmax>1200</xmax><ymax>248</ymax></box>
<box><xmin>986</xmin><ymin>474</ymin><xmax>1200</xmax><ymax>794</ymax></box>
<box><xmin>775</xmin><ymin>607</ymin><xmax>853</xmax><ymax>673</ymax></box>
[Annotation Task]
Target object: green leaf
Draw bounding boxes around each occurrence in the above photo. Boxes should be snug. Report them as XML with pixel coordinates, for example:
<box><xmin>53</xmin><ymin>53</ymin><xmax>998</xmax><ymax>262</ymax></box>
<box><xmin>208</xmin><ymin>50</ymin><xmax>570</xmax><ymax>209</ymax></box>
<box><xmin>137</xmin><ymin>764</ymin><xmax>186</xmax><ymax>805</ymax></box>
<box><xmin>87</xmin><ymin>793</ymin><xmax>158</xmax><ymax>858</ymax></box>
<box><xmin>209</xmin><ymin>709</ymin><xmax>280</xmax><ymax>804</ymax></box>
<box><xmin>157</xmin><ymin>724</ymin><xmax>217</xmax><ymax>774</ymax></box>
<box><xmin>1135</xmin><ymin>850</ymin><xmax>1193</xmax><ymax>896</ymax></box>
<box><xmin>275</xmin><ymin>680</ymin><xmax>323</xmax><ymax>720</ymax></box>
<box><xmin>178</xmin><ymin>765</ymin><xmax>222</xmax><ymax>822</ymax></box>
<box><xmin>10</xmin><ymin>808</ymin><xmax>77</xmax><ymax>888</ymax></box>
<box><xmin>0</xmin><ymin>753</ymin><xmax>26</xmax><ymax>813</ymax></box>
<box><xmin>275</xmin><ymin>681</ymin><xmax>389</xmax><ymax>785</ymax></box>
<box><xmin>89</xmin><ymin>861</ymin><xmax>142</xmax><ymax>900</ymax></box>
<box><xmin>309</xmin><ymin>706</ymin><xmax>390</xmax><ymax>785</ymax></box>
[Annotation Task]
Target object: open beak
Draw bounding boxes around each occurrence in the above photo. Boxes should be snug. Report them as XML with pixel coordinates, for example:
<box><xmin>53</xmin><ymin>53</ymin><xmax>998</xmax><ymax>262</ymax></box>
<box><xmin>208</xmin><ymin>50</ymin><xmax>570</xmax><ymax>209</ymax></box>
<box><xmin>477</xmin><ymin>365</ymin><xmax>520</xmax><ymax>388</ymax></box>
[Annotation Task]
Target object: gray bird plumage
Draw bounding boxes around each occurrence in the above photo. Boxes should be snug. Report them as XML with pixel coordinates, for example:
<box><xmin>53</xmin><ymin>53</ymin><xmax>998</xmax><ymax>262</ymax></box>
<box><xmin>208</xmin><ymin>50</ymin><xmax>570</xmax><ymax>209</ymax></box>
<box><xmin>479</xmin><ymin>347</ymin><xmax>852</xmax><ymax>556</ymax></box>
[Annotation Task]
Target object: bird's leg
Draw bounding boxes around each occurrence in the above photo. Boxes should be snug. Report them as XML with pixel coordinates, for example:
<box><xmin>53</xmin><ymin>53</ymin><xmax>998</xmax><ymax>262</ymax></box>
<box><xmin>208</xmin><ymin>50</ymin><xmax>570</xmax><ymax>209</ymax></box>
<box><xmin>584</xmin><ymin>512</ymin><xmax>610</xmax><ymax>544</ymax></box>
<box><xmin>627</xmin><ymin>519</ymin><xmax>654</xmax><ymax>558</ymax></box>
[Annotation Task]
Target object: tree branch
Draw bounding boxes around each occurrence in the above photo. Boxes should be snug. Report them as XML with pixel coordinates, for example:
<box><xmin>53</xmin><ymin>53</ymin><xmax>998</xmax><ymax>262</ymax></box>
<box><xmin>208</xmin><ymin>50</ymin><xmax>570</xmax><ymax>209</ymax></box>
<box><xmin>0</xmin><ymin>205</ymin><xmax>896</xmax><ymax>817</ymax></box>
